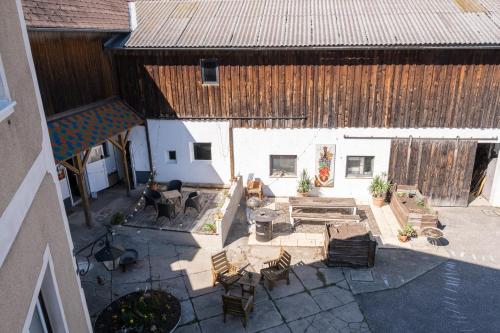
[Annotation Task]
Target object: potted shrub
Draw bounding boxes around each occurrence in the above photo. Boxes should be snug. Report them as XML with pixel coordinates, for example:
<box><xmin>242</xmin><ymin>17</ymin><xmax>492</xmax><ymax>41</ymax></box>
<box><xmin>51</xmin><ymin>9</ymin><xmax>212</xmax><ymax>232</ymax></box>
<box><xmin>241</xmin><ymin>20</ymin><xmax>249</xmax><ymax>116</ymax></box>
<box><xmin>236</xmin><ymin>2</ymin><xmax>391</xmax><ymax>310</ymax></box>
<box><xmin>397</xmin><ymin>224</ymin><xmax>417</xmax><ymax>242</ymax></box>
<box><xmin>368</xmin><ymin>173</ymin><xmax>391</xmax><ymax>207</ymax></box>
<box><xmin>297</xmin><ymin>169</ymin><xmax>313</xmax><ymax>196</ymax></box>
<box><xmin>110</xmin><ymin>212</ymin><xmax>125</xmax><ymax>225</ymax></box>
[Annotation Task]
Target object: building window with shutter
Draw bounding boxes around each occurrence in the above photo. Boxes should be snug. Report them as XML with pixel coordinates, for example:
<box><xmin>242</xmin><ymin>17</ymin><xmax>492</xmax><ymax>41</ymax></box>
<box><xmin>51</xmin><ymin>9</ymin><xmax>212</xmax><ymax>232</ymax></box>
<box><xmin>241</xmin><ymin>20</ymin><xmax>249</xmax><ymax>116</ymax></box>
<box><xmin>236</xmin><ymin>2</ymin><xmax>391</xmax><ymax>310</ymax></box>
<box><xmin>346</xmin><ymin>156</ymin><xmax>374</xmax><ymax>178</ymax></box>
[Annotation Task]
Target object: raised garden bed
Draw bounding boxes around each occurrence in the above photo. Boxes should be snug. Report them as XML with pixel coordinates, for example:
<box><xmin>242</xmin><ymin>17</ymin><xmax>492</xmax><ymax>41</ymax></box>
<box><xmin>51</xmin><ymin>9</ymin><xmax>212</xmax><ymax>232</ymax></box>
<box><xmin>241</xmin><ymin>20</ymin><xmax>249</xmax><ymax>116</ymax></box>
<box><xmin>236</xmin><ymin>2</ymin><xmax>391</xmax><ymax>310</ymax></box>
<box><xmin>94</xmin><ymin>290</ymin><xmax>181</xmax><ymax>333</ymax></box>
<box><xmin>390</xmin><ymin>185</ymin><xmax>438</xmax><ymax>234</ymax></box>
<box><xmin>323</xmin><ymin>223</ymin><xmax>377</xmax><ymax>267</ymax></box>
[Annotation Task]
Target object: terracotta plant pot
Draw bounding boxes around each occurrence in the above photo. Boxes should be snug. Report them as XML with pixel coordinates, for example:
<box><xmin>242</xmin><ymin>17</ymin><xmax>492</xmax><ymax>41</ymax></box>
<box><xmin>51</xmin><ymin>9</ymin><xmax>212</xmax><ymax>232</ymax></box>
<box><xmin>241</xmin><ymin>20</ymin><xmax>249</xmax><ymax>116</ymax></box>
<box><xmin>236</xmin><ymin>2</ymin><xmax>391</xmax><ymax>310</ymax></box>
<box><xmin>398</xmin><ymin>234</ymin><xmax>409</xmax><ymax>242</ymax></box>
<box><xmin>297</xmin><ymin>191</ymin><xmax>309</xmax><ymax>197</ymax></box>
<box><xmin>372</xmin><ymin>196</ymin><xmax>385</xmax><ymax>207</ymax></box>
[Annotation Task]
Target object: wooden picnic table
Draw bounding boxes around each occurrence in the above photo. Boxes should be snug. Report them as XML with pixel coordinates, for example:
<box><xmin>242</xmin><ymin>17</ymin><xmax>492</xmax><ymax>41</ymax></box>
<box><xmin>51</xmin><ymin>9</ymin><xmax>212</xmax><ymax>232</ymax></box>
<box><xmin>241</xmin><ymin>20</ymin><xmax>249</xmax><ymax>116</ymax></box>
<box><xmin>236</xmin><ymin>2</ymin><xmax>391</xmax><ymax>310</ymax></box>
<box><xmin>289</xmin><ymin>197</ymin><xmax>358</xmax><ymax>226</ymax></box>
<box><xmin>289</xmin><ymin>197</ymin><xmax>357</xmax><ymax>212</ymax></box>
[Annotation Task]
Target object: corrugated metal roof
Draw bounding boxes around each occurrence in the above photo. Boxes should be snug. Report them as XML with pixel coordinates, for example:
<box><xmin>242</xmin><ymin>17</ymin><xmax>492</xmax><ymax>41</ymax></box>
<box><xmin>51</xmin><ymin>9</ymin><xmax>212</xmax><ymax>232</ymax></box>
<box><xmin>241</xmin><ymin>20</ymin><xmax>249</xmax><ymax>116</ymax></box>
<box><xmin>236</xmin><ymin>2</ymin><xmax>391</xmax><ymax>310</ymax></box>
<box><xmin>121</xmin><ymin>0</ymin><xmax>500</xmax><ymax>48</ymax></box>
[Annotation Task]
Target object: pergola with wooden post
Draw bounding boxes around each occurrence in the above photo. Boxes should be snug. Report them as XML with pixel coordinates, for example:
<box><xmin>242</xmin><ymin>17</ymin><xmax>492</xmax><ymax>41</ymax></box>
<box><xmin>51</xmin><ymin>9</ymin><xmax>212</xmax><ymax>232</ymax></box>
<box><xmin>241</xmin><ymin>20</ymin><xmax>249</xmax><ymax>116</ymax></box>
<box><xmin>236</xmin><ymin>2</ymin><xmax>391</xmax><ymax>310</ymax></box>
<box><xmin>47</xmin><ymin>97</ymin><xmax>144</xmax><ymax>227</ymax></box>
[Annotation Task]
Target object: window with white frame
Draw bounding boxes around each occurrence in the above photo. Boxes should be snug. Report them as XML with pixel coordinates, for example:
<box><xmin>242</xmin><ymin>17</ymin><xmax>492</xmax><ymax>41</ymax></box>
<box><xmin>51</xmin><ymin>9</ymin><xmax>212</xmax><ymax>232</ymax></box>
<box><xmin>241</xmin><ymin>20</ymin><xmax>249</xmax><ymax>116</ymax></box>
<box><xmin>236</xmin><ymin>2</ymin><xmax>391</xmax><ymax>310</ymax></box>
<box><xmin>270</xmin><ymin>155</ymin><xmax>297</xmax><ymax>177</ymax></box>
<box><xmin>346</xmin><ymin>156</ymin><xmax>374</xmax><ymax>177</ymax></box>
<box><xmin>29</xmin><ymin>294</ymin><xmax>53</xmax><ymax>333</ymax></box>
<box><xmin>0</xmin><ymin>54</ymin><xmax>16</xmax><ymax>121</ymax></box>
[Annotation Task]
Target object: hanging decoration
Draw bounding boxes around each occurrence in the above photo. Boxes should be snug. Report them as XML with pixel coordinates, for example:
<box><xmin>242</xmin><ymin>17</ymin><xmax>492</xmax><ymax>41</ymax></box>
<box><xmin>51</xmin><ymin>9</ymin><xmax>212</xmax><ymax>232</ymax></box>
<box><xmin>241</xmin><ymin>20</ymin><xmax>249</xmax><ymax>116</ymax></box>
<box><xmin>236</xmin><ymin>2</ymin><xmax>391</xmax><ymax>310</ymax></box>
<box><xmin>314</xmin><ymin>144</ymin><xmax>335</xmax><ymax>187</ymax></box>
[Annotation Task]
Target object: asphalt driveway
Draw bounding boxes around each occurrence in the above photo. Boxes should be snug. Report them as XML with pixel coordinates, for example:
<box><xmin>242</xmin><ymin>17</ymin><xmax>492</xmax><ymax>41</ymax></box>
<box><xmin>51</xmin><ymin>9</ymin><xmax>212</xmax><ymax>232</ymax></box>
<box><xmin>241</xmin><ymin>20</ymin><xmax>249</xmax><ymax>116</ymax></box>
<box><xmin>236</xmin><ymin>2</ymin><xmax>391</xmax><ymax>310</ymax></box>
<box><xmin>357</xmin><ymin>206</ymin><xmax>500</xmax><ymax>333</ymax></box>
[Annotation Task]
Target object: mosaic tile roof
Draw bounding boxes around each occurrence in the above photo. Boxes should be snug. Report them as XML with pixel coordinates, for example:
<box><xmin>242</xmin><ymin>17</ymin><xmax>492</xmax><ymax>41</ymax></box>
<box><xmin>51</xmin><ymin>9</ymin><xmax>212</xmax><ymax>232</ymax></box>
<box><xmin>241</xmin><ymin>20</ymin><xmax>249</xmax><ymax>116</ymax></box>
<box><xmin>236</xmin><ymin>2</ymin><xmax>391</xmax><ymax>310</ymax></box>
<box><xmin>47</xmin><ymin>98</ymin><xmax>143</xmax><ymax>161</ymax></box>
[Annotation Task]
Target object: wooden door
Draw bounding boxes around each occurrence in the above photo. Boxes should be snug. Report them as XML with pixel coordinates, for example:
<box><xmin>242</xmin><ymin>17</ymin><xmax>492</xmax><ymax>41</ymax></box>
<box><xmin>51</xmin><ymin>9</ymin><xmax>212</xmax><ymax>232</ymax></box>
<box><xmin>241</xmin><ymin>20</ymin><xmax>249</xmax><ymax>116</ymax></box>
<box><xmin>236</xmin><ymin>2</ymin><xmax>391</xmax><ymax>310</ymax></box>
<box><xmin>388</xmin><ymin>139</ymin><xmax>477</xmax><ymax>207</ymax></box>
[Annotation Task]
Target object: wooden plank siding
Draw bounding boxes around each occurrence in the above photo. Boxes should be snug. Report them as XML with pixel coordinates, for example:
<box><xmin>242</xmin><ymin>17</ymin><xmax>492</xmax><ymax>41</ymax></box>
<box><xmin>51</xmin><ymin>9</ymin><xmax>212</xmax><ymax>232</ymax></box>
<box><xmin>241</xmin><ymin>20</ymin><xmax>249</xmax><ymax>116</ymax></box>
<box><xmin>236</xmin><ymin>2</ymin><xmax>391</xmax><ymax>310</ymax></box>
<box><xmin>114</xmin><ymin>49</ymin><xmax>500</xmax><ymax>129</ymax></box>
<box><xmin>29</xmin><ymin>31</ymin><xmax>117</xmax><ymax>116</ymax></box>
<box><xmin>388</xmin><ymin>139</ymin><xmax>477</xmax><ymax>207</ymax></box>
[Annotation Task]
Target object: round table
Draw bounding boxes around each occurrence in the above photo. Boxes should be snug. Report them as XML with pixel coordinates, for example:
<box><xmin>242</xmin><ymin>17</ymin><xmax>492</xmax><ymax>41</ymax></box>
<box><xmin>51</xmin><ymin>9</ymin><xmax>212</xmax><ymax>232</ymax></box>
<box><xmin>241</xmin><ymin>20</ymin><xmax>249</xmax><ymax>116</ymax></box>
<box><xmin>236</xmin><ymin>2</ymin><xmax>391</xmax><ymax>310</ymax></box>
<box><xmin>251</xmin><ymin>208</ymin><xmax>279</xmax><ymax>242</ymax></box>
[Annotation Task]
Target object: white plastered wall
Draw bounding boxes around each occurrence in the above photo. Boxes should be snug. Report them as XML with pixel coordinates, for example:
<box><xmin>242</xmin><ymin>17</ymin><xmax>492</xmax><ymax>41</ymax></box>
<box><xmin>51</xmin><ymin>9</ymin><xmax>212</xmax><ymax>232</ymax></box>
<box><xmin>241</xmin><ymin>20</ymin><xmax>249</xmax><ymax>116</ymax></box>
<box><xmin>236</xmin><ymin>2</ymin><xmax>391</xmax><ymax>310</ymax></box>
<box><xmin>233</xmin><ymin>127</ymin><xmax>500</xmax><ymax>204</ymax></box>
<box><xmin>148</xmin><ymin>120</ymin><xmax>231</xmax><ymax>185</ymax></box>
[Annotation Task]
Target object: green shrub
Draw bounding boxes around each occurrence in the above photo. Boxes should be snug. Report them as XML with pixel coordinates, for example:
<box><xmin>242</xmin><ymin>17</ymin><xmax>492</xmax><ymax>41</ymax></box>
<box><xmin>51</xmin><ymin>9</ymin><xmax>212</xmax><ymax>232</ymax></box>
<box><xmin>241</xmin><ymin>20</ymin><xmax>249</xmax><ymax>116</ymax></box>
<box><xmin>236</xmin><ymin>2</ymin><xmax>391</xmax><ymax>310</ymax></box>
<box><xmin>110</xmin><ymin>212</ymin><xmax>125</xmax><ymax>225</ymax></box>
<box><xmin>297</xmin><ymin>169</ymin><xmax>313</xmax><ymax>194</ymax></box>
<box><xmin>368</xmin><ymin>173</ymin><xmax>391</xmax><ymax>198</ymax></box>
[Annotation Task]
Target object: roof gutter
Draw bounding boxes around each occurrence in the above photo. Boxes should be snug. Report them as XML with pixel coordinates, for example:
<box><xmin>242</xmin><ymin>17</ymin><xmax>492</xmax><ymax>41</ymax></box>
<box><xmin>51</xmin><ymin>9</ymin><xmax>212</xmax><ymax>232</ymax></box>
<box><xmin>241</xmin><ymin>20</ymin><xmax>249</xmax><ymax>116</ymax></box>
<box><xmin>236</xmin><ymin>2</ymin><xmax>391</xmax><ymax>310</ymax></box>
<box><xmin>27</xmin><ymin>27</ymin><xmax>130</xmax><ymax>33</ymax></box>
<box><xmin>107</xmin><ymin>44</ymin><xmax>500</xmax><ymax>52</ymax></box>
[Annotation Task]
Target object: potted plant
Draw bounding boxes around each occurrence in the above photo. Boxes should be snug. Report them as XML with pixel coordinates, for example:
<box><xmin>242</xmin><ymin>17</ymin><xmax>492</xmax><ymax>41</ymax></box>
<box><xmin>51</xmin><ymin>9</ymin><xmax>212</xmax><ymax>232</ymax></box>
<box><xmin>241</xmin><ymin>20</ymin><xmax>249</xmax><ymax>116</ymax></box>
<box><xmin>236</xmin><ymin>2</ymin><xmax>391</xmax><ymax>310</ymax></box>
<box><xmin>110</xmin><ymin>212</ymin><xmax>125</xmax><ymax>225</ymax></box>
<box><xmin>297</xmin><ymin>169</ymin><xmax>313</xmax><ymax>196</ymax></box>
<box><xmin>397</xmin><ymin>224</ymin><xmax>417</xmax><ymax>242</ymax></box>
<box><xmin>368</xmin><ymin>173</ymin><xmax>391</xmax><ymax>207</ymax></box>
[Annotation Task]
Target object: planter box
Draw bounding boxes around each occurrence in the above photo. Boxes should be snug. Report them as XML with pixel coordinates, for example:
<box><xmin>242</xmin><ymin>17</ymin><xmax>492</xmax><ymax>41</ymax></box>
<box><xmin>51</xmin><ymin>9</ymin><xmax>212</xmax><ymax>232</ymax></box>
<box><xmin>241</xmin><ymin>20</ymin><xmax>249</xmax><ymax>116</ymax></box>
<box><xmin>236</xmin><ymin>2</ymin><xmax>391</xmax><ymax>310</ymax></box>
<box><xmin>323</xmin><ymin>223</ymin><xmax>376</xmax><ymax>268</ymax></box>
<box><xmin>390</xmin><ymin>185</ymin><xmax>438</xmax><ymax>234</ymax></box>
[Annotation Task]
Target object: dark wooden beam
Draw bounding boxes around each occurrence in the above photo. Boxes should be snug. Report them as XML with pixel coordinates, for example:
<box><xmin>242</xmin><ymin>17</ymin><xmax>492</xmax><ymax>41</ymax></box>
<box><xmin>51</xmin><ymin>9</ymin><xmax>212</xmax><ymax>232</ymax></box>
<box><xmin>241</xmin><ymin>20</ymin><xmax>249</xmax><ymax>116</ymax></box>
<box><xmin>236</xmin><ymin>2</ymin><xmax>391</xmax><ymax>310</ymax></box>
<box><xmin>119</xmin><ymin>132</ymin><xmax>132</xmax><ymax>196</ymax></box>
<box><xmin>75</xmin><ymin>151</ymin><xmax>92</xmax><ymax>227</ymax></box>
<box><xmin>107</xmin><ymin>137</ymin><xmax>123</xmax><ymax>152</ymax></box>
<box><xmin>58</xmin><ymin>159</ymin><xmax>79</xmax><ymax>175</ymax></box>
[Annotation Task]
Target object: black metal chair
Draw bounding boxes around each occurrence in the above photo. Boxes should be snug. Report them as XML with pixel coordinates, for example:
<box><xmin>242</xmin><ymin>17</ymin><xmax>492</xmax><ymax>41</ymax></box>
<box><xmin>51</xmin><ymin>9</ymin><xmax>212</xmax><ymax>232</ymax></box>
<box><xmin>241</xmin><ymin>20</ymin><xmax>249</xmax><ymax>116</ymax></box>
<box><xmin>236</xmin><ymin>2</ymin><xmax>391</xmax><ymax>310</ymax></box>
<box><xmin>184</xmin><ymin>191</ymin><xmax>201</xmax><ymax>213</ymax></box>
<box><xmin>144</xmin><ymin>188</ymin><xmax>161</xmax><ymax>212</ymax></box>
<box><xmin>157</xmin><ymin>202</ymin><xmax>176</xmax><ymax>221</ymax></box>
<box><xmin>167</xmin><ymin>179</ymin><xmax>183</xmax><ymax>192</ymax></box>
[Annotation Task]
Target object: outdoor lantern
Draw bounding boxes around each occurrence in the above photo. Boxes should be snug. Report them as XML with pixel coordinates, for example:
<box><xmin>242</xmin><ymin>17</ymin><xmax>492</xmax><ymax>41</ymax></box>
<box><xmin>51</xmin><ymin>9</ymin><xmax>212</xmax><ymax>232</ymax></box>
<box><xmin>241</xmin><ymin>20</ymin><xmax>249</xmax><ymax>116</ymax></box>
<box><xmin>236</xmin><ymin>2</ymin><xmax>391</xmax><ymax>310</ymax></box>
<box><xmin>94</xmin><ymin>239</ymin><xmax>124</xmax><ymax>271</ymax></box>
<box><xmin>246</xmin><ymin>197</ymin><xmax>261</xmax><ymax>210</ymax></box>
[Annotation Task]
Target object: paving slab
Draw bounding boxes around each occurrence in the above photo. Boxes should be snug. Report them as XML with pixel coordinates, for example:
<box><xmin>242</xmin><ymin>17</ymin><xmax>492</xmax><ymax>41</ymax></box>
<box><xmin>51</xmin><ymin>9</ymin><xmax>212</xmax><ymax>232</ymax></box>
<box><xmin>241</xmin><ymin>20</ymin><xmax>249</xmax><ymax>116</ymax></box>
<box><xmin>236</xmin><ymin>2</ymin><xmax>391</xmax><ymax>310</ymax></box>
<box><xmin>288</xmin><ymin>311</ymin><xmax>348</xmax><ymax>333</ymax></box>
<box><xmin>150</xmin><ymin>255</ymin><xmax>182</xmax><ymax>280</ymax></box>
<box><xmin>153</xmin><ymin>276</ymin><xmax>189</xmax><ymax>300</ymax></box>
<box><xmin>293</xmin><ymin>264</ymin><xmax>324</xmax><ymax>290</ymax></box>
<box><xmin>178</xmin><ymin>249</ymin><xmax>213</xmax><ymax>275</ymax></box>
<box><xmin>260</xmin><ymin>324</ymin><xmax>291</xmax><ymax>333</ymax></box>
<box><xmin>179</xmin><ymin>299</ymin><xmax>196</xmax><ymax>325</ymax></box>
<box><xmin>246</xmin><ymin>299</ymin><xmax>283</xmax><ymax>333</ymax></box>
<box><xmin>112</xmin><ymin>259</ymin><xmax>151</xmax><ymax>284</ymax></box>
<box><xmin>111</xmin><ymin>281</ymin><xmax>151</xmax><ymax>300</ymax></box>
<box><xmin>275</xmin><ymin>292</ymin><xmax>321</xmax><ymax>322</ymax></box>
<box><xmin>183</xmin><ymin>270</ymin><xmax>222</xmax><ymax>297</ymax></box>
<box><xmin>318</xmin><ymin>267</ymin><xmax>345</xmax><ymax>285</ymax></box>
<box><xmin>349</xmin><ymin>269</ymin><xmax>374</xmax><ymax>282</ymax></box>
<box><xmin>330</xmin><ymin>302</ymin><xmax>365</xmax><ymax>323</ymax></box>
<box><xmin>199</xmin><ymin>314</ymin><xmax>246</xmax><ymax>333</ymax></box>
<box><xmin>148</xmin><ymin>241</ymin><xmax>178</xmax><ymax>258</ymax></box>
<box><xmin>310</xmin><ymin>285</ymin><xmax>355</xmax><ymax>311</ymax></box>
<box><xmin>176</xmin><ymin>322</ymin><xmax>201</xmax><ymax>333</ymax></box>
<box><xmin>265</xmin><ymin>272</ymin><xmax>304</xmax><ymax>299</ymax></box>
<box><xmin>192</xmin><ymin>291</ymin><xmax>223</xmax><ymax>320</ymax></box>
<box><xmin>345</xmin><ymin>248</ymin><xmax>446</xmax><ymax>294</ymax></box>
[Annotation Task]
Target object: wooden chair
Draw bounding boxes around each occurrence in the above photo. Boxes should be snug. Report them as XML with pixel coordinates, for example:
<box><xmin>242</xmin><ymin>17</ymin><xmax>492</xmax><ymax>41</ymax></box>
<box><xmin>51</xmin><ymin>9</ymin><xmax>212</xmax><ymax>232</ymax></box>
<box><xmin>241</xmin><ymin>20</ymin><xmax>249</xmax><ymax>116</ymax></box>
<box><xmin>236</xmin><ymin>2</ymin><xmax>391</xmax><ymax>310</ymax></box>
<box><xmin>246</xmin><ymin>179</ymin><xmax>263</xmax><ymax>200</ymax></box>
<box><xmin>211</xmin><ymin>251</ymin><xmax>242</xmax><ymax>293</ymax></box>
<box><xmin>260</xmin><ymin>247</ymin><xmax>292</xmax><ymax>290</ymax></box>
<box><xmin>222</xmin><ymin>295</ymin><xmax>254</xmax><ymax>327</ymax></box>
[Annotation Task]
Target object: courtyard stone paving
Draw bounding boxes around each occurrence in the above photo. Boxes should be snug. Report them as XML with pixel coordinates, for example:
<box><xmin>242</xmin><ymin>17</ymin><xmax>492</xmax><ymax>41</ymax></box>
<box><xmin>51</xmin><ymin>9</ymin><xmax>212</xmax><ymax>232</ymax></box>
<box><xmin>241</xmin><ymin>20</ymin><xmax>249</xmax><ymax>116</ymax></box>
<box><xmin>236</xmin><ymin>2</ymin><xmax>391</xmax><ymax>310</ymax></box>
<box><xmin>75</xmin><ymin>225</ymin><xmax>370</xmax><ymax>333</ymax></box>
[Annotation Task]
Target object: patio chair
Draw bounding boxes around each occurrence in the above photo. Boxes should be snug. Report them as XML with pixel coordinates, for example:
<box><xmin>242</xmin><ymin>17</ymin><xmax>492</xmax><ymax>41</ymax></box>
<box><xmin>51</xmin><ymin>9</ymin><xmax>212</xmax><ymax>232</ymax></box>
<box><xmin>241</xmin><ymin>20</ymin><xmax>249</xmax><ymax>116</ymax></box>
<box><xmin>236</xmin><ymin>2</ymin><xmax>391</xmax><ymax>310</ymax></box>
<box><xmin>184</xmin><ymin>191</ymin><xmax>201</xmax><ymax>213</ymax></box>
<box><xmin>144</xmin><ymin>188</ymin><xmax>161</xmax><ymax>212</ymax></box>
<box><xmin>260</xmin><ymin>247</ymin><xmax>292</xmax><ymax>290</ymax></box>
<box><xmin>246</xmin><ymin>179</ymin><xmax>263</xmax><ymax>200</ymax></box>
<box><xmin>157</xmin><ymin>202</ymin><xmax>175</xmax><ymax>221</ymax></box>
<box><xmin>167</xmin><ymin>179</ymin><xmax>183</xmax><ymax>192</ymax></box>
<box><xmin>222</xmin><ymin>294</ymin><xmax>254</xmax><ymax>328</ymax></box>
<box><xmin>211</xmin><ymin>251</ymin><xmax>242</xmax><ymax>293</ymax></box>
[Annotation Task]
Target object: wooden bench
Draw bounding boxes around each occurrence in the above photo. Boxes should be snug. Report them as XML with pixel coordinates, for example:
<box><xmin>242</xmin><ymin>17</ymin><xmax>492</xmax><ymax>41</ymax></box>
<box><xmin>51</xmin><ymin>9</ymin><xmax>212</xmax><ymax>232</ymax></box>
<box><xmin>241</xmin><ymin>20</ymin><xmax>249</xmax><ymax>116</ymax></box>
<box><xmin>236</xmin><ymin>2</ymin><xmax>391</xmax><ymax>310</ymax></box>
<box><xmin>291</xmin><ymin>211</ymin><xmax>361</xmax><ymax>223</ymax></box>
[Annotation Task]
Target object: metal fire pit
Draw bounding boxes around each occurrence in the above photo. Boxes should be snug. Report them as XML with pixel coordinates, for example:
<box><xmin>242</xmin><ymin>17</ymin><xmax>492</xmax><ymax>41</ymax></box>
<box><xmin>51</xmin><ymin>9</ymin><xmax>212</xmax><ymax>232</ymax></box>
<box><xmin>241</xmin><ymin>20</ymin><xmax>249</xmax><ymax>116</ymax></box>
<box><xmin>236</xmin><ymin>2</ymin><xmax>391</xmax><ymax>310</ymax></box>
<box><xmin>420</xmin><ymin>227</ymin><xmax>444</xmax><ymax>246</ymax></box>
<box><xmin>251</xmin><ymin>208</ymin><xmax>279</xmax><ymax>242</ymax></box>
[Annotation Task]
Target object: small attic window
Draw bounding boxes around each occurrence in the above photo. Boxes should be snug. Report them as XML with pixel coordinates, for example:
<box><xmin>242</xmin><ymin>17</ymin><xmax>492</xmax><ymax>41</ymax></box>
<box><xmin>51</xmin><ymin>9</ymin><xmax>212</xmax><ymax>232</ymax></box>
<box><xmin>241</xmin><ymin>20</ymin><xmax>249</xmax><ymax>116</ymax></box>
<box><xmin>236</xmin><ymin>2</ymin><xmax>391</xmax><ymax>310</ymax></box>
<box><xmin>200</xmin><ymin>59</ymin><xmax>219</xmax><ymax>85</ymax></box>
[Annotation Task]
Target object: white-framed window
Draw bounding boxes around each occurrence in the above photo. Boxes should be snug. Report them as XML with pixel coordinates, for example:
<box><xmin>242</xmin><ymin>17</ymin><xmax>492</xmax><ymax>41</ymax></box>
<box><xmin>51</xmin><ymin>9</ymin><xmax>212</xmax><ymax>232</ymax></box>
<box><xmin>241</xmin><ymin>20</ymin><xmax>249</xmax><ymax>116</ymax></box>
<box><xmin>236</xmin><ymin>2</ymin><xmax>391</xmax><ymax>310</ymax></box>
<box><xmin>0</xmin><ymin>54</ymin><xmax>16</xmax><ymax>122</ymax></box>
<box><xmin>166</xmin><ymin>150</ymin><xmax>177</xmax><ymax>164</ymax></box>
<box><xmin>346</xmin><ymin>156</ymin><xmax>374</xmax><ymax>178</ymax></box>
<box><xmin>29</xmin><ymin>294</ymin><xmax>53</xmax><ymax>333</ymax></box>
<box><xmin>270</xmin><ymin>155</ymin><xmax>297</xmax><ymax>177</ymax></box>
<box><xmin>200</xmin><ymin>59</ymin><xmax>219</xmax><ymax>85</ymax></box>
<box><xmin>192</xmin><ymin>142</ymin><xmax>212</xmax><ymax>161</ymax></box>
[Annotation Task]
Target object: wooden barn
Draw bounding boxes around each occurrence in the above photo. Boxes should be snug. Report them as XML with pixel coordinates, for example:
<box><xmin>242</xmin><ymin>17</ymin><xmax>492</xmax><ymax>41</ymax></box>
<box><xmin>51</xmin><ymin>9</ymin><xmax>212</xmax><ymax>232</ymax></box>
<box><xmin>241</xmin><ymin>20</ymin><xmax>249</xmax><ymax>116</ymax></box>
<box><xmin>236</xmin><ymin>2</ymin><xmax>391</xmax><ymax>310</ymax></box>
<box><xmin>22</xmin><ymin>0</ymin><xmax>500</xmax><ymax>210</ymax></box>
